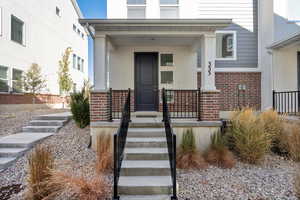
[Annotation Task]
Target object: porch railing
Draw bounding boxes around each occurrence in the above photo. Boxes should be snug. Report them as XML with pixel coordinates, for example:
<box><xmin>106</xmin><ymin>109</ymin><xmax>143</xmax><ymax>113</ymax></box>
<box><xmin>165</xmin><ymin>89</ymin><xmax>200</xmax><ymax>119</ymax></box>
<box><xmin>113</xmin><ymin>89</ymin><xmax>131</xmax><ymax>200</ymax></box>
<box><xmin>273</xmin><ymin>90</ymin><xmax>300</xmax><ymax>115</ymax></box>
<box><xmin>110</xmin><ymin>89</ymin><xmax>129</xmax><ymax>120</ymax></box>
<box><xmin>162</xmin><ymin>88</ymin><xmax>177</xmax><ymax>200</ymax></box>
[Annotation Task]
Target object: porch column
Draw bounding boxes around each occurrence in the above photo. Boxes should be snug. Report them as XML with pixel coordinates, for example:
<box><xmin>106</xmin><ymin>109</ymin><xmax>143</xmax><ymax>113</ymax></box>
<box><xmin>199</xmin><ymin>34</ymin><xmax>220</xmax><ymax>121</ymax></box>
<box><xmin>90</xmin><ymin>35</ymin><xmax>111</xmax><ymax>122</ymax></box>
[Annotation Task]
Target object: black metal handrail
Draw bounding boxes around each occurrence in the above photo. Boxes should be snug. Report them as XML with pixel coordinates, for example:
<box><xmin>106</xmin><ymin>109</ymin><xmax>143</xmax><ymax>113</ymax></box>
<box><xmin>113</xmin><ymin>88</ymin><xmax>131</xmax><ymax>200</ymax></box>
<box><xmin>110</xmin><ymin>89</ymin><xmax>129</xmax><ymax>120</ymax></box>
<box><xmin>273</xmin><ymin>90</ymin><xmax>300</xmax><ymax>115</ymax></box>
<box><xmin>165</xmin><ymin>89</ymin><xmax>200</xmax><ymax>119</ymax></box>
<box><xmin>162</xmin><ymin>88</ymin><xmax>177</xmax><ymax>200</ymax></box>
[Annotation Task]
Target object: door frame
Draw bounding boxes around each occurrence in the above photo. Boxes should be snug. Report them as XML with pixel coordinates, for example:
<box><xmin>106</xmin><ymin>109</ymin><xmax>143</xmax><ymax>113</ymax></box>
<box><xmin>134</xmin><ymin>52</ymin><xmax>159</xmax><ymax>111</ymax></box>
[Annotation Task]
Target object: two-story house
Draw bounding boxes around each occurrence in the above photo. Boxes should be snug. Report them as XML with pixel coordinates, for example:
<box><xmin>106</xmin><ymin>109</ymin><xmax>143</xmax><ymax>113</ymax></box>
<box><xmin>0</xmin><ymin>0</ymin><xmax>88</xmax><ymax>110</ymax></box>
<box><xmin>260</xmin><ymin>0</ymin><xmax>300</xmax><ymax>114</ymax></box>
<box><xmin>81</xmin><ymin>0</ymin><xmax>259</xmax><ymax>122</ymax></box>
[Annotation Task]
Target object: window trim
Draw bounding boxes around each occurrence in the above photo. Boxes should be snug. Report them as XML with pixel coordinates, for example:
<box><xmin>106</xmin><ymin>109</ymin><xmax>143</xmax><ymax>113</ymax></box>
<box><xmin>0</xmin><ymin>65</ymin><xmax>9</xmax><ymax>93</ymax></box>
<box><xmin>215</xmin><ymin>30</ymin><xmax>237</xmax><ymax>61</ymax></box>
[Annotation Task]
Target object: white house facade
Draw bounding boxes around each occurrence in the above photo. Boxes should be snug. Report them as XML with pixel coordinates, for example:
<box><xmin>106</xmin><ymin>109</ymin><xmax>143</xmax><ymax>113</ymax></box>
<box><xmin>259</xmin><ymin>0</ymin><xmax>300</xmax><ymax>113</ymax></box>
<box><xmin>0</xmin><ymin>0</ymin><xmax>88</xmax><ymax>105</ymax></box>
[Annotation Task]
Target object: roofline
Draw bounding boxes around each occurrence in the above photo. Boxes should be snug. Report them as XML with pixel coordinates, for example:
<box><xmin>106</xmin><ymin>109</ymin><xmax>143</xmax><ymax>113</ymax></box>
<box><xmin>79</xmin><ymin>18</ymin><xmax>232</xmax><ymax>26</ymax></box>
<box><xmin>70</xmin><ymin>0</ymin><xmax>84</xmax><ymax>18</ymax></box>
<box><xmin>268</xmin><ymin>30</ymin><xmax>300</xmax><ymax>50</ymax></box>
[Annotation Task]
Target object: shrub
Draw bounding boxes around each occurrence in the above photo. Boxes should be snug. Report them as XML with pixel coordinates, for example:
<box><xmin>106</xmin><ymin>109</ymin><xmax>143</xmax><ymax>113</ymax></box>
<box><xmin>205</xmin><ymin>131</ymin><xmax>236</xmax><ymax>168</ymax></box>
<box><xmin>70</xmin><ymin>86</ymin><xmax>90</xmax><ymax>129</ymax></box>
<box><xmin>260</xmin><ymin>109</ymin><xmax>286</xmax><ymax>154</ymax></box>
<box><xmin>284</xmin><ymin>123</ymin><xmax>300</xmax><ymax>162</ymax></box>
<box><xmin>96</xmin><ymin>134</ymin><xmax>113</xmax><ymax>173</ymax></box>
<box><xmin>177</xmin><ymin>129</ymin><xmax>208</xmax><ymax>169</ymax></box>
<box><xmin>26</xmin><ymin>145</ymin><xmax>54</xmax><ymax>200</ymax></box>
<box><xmin>295</xmin><ymin>168</ymin><xmax>300</xmax><ymax>199</ymax></box>
<box><xmin>47</xmin><ymin>170</ymin><xmax>109</xmax><ymax>200</ymax></box>
<box><xmin>228</xmin><ymin>108</ymin><xmax>272</xmax><ymax>164</ymax></box>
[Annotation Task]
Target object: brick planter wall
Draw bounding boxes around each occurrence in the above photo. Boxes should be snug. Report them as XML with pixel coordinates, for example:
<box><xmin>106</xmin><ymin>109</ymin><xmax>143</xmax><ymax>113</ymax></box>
<box><xmin>198</xmin><ymin>72</ymin><xmax>261</xmax><ymax>110</ymax></box>
<box><xmin>200</xmin><ymin>91</ymin><xmax>220</xmax><ymax>121</ymax></box>
<box><xmin>90</xmin><ymin>91</ymin><xmax>111</xmax><ymax>122</ymax></box>
<box><xmin>0</xmin><ymin>93</ymin><xmax>68</xmax><ymax>104</ymax></box>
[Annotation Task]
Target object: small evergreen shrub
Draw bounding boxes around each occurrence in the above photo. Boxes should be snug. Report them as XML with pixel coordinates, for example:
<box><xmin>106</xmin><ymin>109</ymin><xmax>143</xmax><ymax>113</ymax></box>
<box><xmin>177</xmin><ymin>129</ymin><xmax>208</xmax><ymax>169</ymax></box>
<box><xmin>26</xmin><ymin>145</ymin><xmax>54</xmax><ymax>200</ymax></box>
<box><xmin>205</xmin><ymin>131</ymin><xmax>236</xmax><ymax>168</ymax></box>
<box><xmin>70</xmin><ymin>88</ymin><xmax>90</xmax><ymax>129</ymax></box>
<box><xmin>228</xmin><ymin>108</ymin><xmax>272</xmax><ymax>164</ymax></box>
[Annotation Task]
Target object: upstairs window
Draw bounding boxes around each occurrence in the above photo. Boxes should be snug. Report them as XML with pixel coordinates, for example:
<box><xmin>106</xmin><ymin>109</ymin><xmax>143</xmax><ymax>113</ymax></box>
<box><xmin>0</xmin><ymin>66</ymin><xmax>9</xmax><ymax>92</ymax></box>
<box><xmin>161</xmin><ymin>54</ymin><xmax>174</xmax><ymax>66</ymax></box>
<box><xmin>287</xmin><ymin>0</ymin><xmax>300</xmax><ymax>22</ymax></box>
<box><xmin>127</xmin><ymin>0</ymin><xmax>146</xmax><ymax>19</ymax></box>
<box><xmin>77</xmin><ymin>56</ymin><xmax>81</xmax><ymax>70</ymax></box>
<box><xmin>11</xmin><ymin>15</ymin><xmax>24</xmax><ymax>45</ymax></box>
<box><xmin>73</xmin><ymin>54</ymin><xmax>77</xmax><ymax>69</ymax></box>
<box><xmin>73</xmin><ymin>24</ymin><xmax>77</xmax><ymax>32</ymax></box>
<box><xmin>12</xmin><ymin>69</ymin><xmax>23</xmax><ymax>93</ymax></box>
<box><xmin>56</xmin><ymin>7</ymin><xmax>61</xmax><ymax>17</ymax></box>
<box><xmin>160</xmin><ymin>0</ymin><xmax>179</xmax><ymax>19</ymax></box>
<box><xmin>81</xmin><ymin>59</ymin><xmax>84</xmax><ymax>72</ymax></box>
<box><xmin>0</xmin><ymin>8</ymin><xmax>2</xmax><ymax>36</ymax></box>
<box><xmin>216</xmin><ymin>31</ymin><xmax>237</xmax><ymax>60</ymax></box>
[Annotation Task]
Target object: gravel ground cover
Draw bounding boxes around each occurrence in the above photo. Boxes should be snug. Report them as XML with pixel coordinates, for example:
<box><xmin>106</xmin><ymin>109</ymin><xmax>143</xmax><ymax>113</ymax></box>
<box><xmin>0</xmin><ymin>109</ymin><xmax>68</xmax><ymax>137</ymax></box>
<box><xmin>0</xmin><ymin>120</ymin><xmax>112</xmax><ymax>200</ymax></box>
<box><xmin>0</xmin><ymin>120</ymin><xmax>299</xmax><ymax>200</ymax></box>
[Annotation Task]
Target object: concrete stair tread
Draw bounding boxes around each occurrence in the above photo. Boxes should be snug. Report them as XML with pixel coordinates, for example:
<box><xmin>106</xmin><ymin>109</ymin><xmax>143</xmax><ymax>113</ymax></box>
<box><xmin>127</xmin><ymin>137</ymin><xmax>166</xmax><ymax>143</ymax></box>
<box><xmin>0</xmin><ymin>157</ymin><xmax>17</xmax><ymax>170</ymax></box>
<box><xmin>23</xmin><ymin>126</ymin><xmax>61</xmax><ymax>129</ymax></box>
<box><xmin>125</xmin><ymin>148</ymin><xmax>168</xmax><ymax>154</ymax></box>
<box><xmin>0</xmin><ymin>148</ymin><xmax>27</xmax><ymax>153</ymax></box>
<box><xmin>30</xmin><ymin>120</ymin><xmax>67</xmax><ymax>123</ymax></box>
<box><xmin>122</xmin><ymin>160</ymin><xmax>170</xmax><ymax>168</ymax></box>
<box><xmin>121</xmin><ymin>195</ymin><xmax>170</xmax><ymax>200</ymax></box>
<box><xmin>128</xmin><ymin>128</ymin><xmax>164</xmax><ymax>132</ymax></box>
<box><xmin>0</xmin><ymin>133</ymin><xmax>53</xmax><ymax>148</ymax></box>
<box><xmin>118</xmin><ymin>176</ymin><xmax>172</xmax><ymax>187</ymax></box>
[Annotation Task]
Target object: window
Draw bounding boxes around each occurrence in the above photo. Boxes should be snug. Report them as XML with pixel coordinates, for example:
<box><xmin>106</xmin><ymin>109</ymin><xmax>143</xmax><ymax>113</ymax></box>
<box><xmin>216</xmin><ymin>31</ymin><xmax>236</xmax><ymax>60</ymax></box>
<box><xmin>73</xmin><ymin>54</ymin><xmax>76</xmax><ymax>69</ymax></box>
<box><xmin>73</xmin><ymin>83</ymin><xmax>77</xmax><ymax>93</ymax></box>
<box><xmin>0</xmin><ymin>66</ymin><xmax>9</xmax><ymax>92</ymax></box>
<box><xmin>160</xmin><ymin>0</ymin><xmax>179</xmax><ymax>19</ymax></box>
<box><xmin>161</xmin><ymin>54</ymin><xmax>174</xmax><ymax>66</ymax></box>
<box><xmin>81</xmin><ymin>59</ymin><xmax>84</xmax><ymax>72</ymax></box>
<box><xmin>81</xmin><ymin>33</ymin><xmax>84</xmax><ymax>39</ymax></box>
<box><xmin>11</xmin><ymin>15</ymin><xmax>24</xmax><ymax>45</ymax></box>
<box><xmin>12</xmin><ymin>69</ymin><xmax>23</xmax><ymax>93</ymax></box>
<box><xmin>161</xmin><ymin>71</ymin><xmax>173</xmax><ymax>84</ymax></box>
<box><xmin>127</xmin><ymin>7</ymin><xmax>146</xmax><ymax>19</ymax></box>
<box><xmin>77</xmin><ymin>56</ymin><xmax>81</xmax><ymax>70</ymax></box>
<box><xmin>287</xmin><ymin>0</ymin><xmax>300</xmax><ymax>22</ymax></box>
<box><xmin>127</xmin><ymin>0</ymin><xmax>146</xmax><ymax>4</ymax></box>
<box><xmin>73</xmin><ymin>24</ymin><xmax>76</xmax><ymax>32</ymax></box>
<box><xmin>56</xmin><ymin>7</ymin><xmax>61</xmax><ymax>17</ymax></box>
<box><xmin>77</xmin><ymin>29</ymin><xmax>81</xmax><ymax>35</ymax></box>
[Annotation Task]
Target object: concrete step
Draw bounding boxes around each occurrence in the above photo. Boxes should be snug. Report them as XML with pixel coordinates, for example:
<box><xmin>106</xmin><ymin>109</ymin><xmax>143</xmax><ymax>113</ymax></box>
<box><xmin>121</xmin><ymin>195</ymin><xmax>170</xmax><ymax>200</ymax></box>
<box><xmin>0</xmin><ymin>148</ymin><xmax>27</xmax><ymax>157</ymax></box>
<box><xmin>22</xmin><ymin>126</ymin><xmax>61</xmax><ymax>133</ymax></box>
<box><xmin>125</xmin><ymin>148</ymin><xmax>168</xmax><ymax>160</ymax></box>
<box><xmin>0</xmin><ymin>157</ymin><xmax>17</xmax><ymax>170</ymax></box>
<box><xmin>118</xmin><ymin>176</ymin><xmax>172</xmax><ymax>195</ymax></box>
<box><xmin>33</xmin><ymin>112</ymin><xmax>71</xmax><ymax>121</ymax></box>
<box><xmin>0</xmin><ymin>132</ymin><xmax>53</xmax><ymax>148</ymax></box>
<box><xmin>127</xmin><ymin>128</ymin><xmax>165</xmax><ymax>138</ymax></box>
<box><xmin>121</xmin><ymin>160</ymin><xmax>170</xmax><ymax>176</ymax></box>
<box><xmin>29</xmin><ymin>120</ymin><xmax>67</xmax><ymax>126</ymax></box>
<box><xmin>126</xmin><ymin>137</ymin><xmax>167</xmax><ymax>148</ymax></box>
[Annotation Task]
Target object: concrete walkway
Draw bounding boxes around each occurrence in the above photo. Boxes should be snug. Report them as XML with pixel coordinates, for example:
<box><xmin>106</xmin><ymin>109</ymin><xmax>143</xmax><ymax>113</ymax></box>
<box><xmin>0</xmin><ymin>112</ymin><xmax>71</xmax><ymax>171</ymax></box>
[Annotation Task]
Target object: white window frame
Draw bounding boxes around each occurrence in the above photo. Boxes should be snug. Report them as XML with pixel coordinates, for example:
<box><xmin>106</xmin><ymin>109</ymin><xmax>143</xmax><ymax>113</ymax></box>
<box><xmin>11</xmin><ymin>15</ymin><xmax>26</xmax><ymax>46</ymax></box>
<box><xmin>127</xmin><ymin>5</ymin><xmax>146</xmax><ymax>19</ymax></box>
<box><xmin>215</xmin><ymin>30</ymin><xmax>237</xmax><ymax>61</ymax></box>
<box><xmin>0</xmin><ymin>65</ymin><xmax>9</xmax><ymax>93</ymax></box>
<box><xmin>12</xmin><ymin>68</ymin><xmax>23</xmax><ymax>93</ymax></box>
<box><xmin>160</xmin><ymin>0</ymin><xmax>179</xmax><ymax>19</ymax></box>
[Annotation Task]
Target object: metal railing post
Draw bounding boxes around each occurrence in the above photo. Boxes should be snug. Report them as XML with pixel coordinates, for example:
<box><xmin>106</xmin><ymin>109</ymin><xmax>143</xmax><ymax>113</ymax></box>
<box><xmin>109</xmin><ymin>88</ymin><xmax>113</xmax><ymax>122</ymax></box>
<box><xmin>113</xmin><ymin>134</ymin><xmax>119</xmax><ymax>200</ymax></box>
<box><xmin>272</xmin><ymin>90</ymin><xmax>275</xmax><ymax>111</ymax></box>
<box><xmin>197</xmin><ymin>88</ymin><xmax>201</xmax><ymax>121</ymax></box>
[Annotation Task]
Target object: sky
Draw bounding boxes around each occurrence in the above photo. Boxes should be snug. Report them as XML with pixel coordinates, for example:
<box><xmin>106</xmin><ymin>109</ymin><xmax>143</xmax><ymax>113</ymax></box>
<box><xmin>76</xmin><ymin>0</ymin><xmax>107</xmax><ymax>82</ymax></box>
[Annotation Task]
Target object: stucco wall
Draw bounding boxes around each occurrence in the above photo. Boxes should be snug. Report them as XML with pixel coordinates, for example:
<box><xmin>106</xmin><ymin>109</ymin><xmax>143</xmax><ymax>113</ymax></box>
<box><xmin>0</xmin><ymin>0</ymin><xmax>88</xmax><ymax>95</ymax></box>
<box><xmin>109</xmin><ymin>46</ymin><xmax>198</xmax><ymax>90</ymax></box>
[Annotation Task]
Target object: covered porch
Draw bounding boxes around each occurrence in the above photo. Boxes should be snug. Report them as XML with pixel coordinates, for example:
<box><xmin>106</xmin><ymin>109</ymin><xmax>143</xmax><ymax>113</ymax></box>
<box><xmin>80</xmin><ymin>19</ymin><xmax>232</xmax><ymax>122</ymax></box>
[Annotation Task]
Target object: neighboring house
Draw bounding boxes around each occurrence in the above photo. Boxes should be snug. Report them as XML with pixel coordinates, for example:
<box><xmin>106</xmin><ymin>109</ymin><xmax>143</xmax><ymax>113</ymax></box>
<box><xmin>0</xmin><ymin>0</ymin><xmax>88</xmax><ymax>109</ymax></box>
<box><xmin>259</xmin><ymin>0</ymin><xmax>300</xmax><ymax>114</ymax></box>
<box><xmin>80</xmin><ymin>0</ymin><xmax>259</xmax><ymax>123</ymax></box>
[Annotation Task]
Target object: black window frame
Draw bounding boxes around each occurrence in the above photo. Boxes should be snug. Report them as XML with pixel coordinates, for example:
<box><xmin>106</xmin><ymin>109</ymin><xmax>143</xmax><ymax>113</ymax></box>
<box><xmin>11</xmin><ymin>15</ymin><xmax>24</xmax><ymax>45</ymax></box>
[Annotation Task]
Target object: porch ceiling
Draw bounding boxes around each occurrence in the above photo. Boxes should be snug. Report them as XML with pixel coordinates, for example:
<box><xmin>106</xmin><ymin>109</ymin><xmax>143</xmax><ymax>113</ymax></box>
<box><xmin>79</xmin><ymin>19</ymin><xmax>232</xmax><ymax>37</ymax></box>
<box><xmin>109</xmin><ymin>34</ymin><xmax>201</xmax><ymax>46</ymax></box>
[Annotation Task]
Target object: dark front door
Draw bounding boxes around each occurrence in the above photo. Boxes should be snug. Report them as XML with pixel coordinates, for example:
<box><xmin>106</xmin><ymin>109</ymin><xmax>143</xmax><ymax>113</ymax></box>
<box><xmin>298</xmin><ymin>52</ymin><xmax>300</xmax><ymax>90</ymax></box>
<box><xmin>135</xmin><ymin>52</ymin><xmax>159</xmax><ymax>111</ymax></box>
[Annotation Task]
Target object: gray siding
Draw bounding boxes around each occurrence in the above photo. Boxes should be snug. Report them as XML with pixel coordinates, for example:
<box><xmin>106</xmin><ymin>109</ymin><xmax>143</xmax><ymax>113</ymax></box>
<box><xmin>197</xmin><ymin>0</ymin><xmax>258</xmax><ymax>68</ymax></box>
